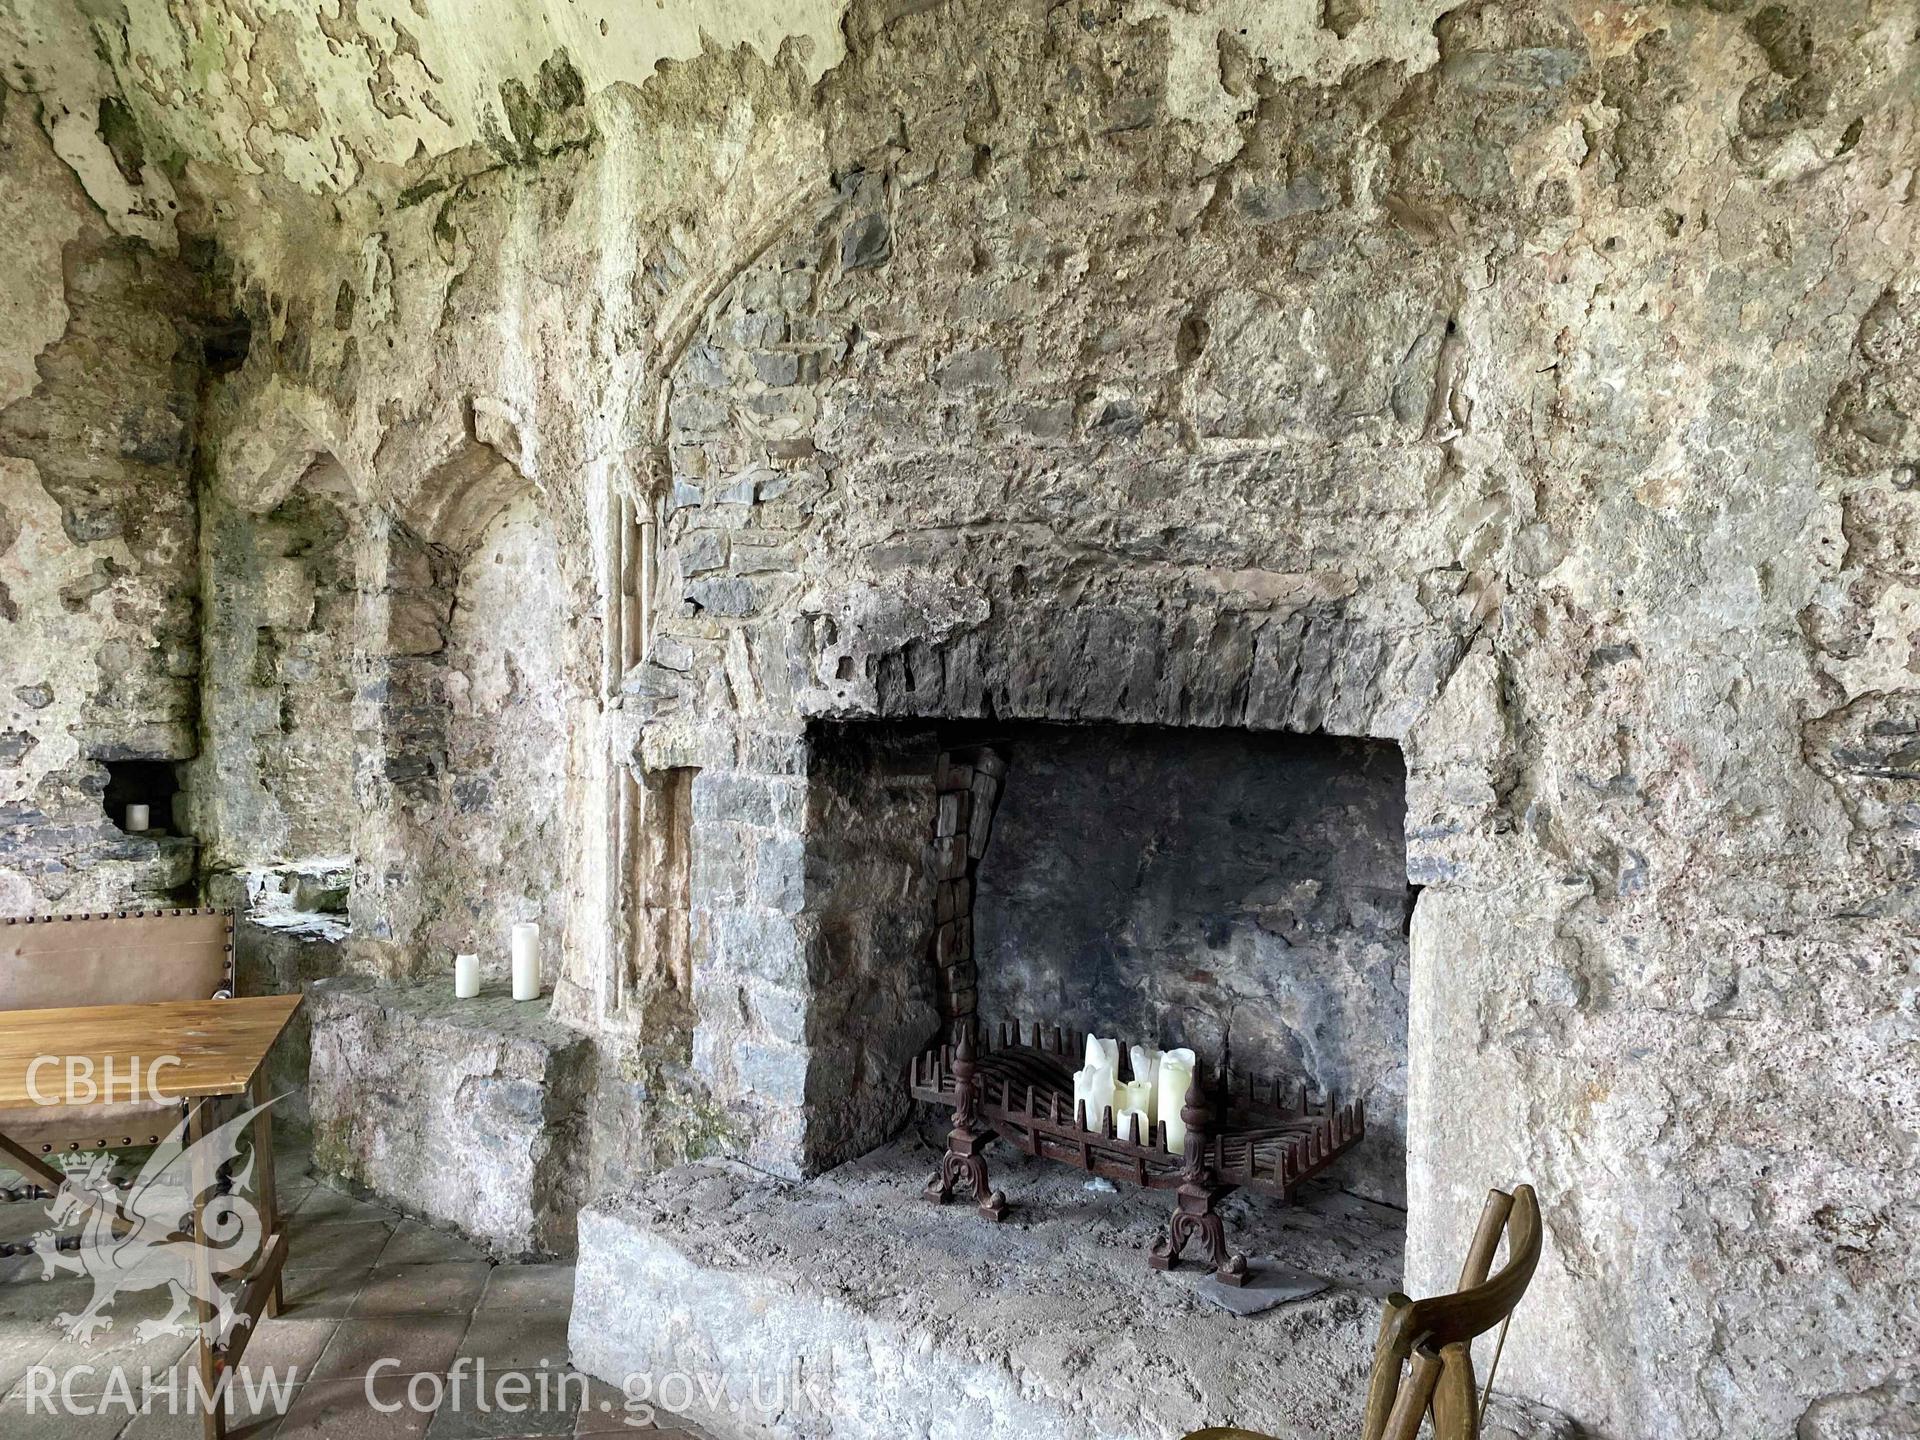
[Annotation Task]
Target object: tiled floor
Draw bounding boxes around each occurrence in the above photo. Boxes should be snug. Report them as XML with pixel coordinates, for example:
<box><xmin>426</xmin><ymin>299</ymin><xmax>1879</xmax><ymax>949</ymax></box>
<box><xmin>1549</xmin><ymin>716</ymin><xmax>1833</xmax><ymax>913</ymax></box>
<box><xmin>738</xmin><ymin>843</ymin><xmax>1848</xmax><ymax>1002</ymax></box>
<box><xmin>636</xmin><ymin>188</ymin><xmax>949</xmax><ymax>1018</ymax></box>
<box><xmin>0</xmin><ymin>1146</ymin><xmax>683</xmax><ymax>1440</ymax></box>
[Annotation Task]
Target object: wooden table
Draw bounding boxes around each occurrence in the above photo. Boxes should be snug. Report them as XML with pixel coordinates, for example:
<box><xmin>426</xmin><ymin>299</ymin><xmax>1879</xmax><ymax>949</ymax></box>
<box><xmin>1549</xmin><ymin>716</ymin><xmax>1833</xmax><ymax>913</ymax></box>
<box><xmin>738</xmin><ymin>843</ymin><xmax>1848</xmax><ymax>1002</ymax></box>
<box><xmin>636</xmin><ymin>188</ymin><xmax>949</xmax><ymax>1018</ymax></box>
<box><xmin>0</xmin><ymin>994</ymin><xmax>302</xmax><ymax>1440</ymax></box>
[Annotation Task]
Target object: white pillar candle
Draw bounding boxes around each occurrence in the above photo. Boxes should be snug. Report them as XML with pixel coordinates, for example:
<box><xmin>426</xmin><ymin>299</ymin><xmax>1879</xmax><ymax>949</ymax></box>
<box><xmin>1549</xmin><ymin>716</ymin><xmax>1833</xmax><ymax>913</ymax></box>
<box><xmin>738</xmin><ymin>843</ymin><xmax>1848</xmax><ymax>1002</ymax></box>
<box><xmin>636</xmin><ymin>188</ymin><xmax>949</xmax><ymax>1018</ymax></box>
<box><xmin>1113</xmin><ymin>1079</ymin><xmax>1153</xmax><ymax>1144</ymax></box>
<box><xmin>1157</xmin><ymin>1048</ymin><xmax>1197</xmax><ymax>1154</ymax></box>
<box><xmin>1073</xmin><ymin>1064</ymin><xmax>1115</xmax><ymax>1134</ymax></box>
<box><xmin>454</xmin><ymin>953</ymin><xmax>480</xmax><ymax>1000</ymax></box>
<box><xmin>1072</xmin><ymin>1034</ymin><xmax>1118</xmax><ymax>1132</ymax></box>
<box><xmin>1084</xmin><ymin>1034</ymin><xmax>1118</xmax><ymax>1073</ymax></box>
<box><xmin>1128</xmin><ymin>1044</ymin><xmax>1161</xmax><ymax>1121</ymax></box>
<box><xmin>125</xmin><ymin>803</ymin><xmax>150</xmax><ymax>832</ymax></box>
<box><xmin>510</xmin><ymin>922</ymin><xmax>541</xmax><ymax>1001</ymax></box>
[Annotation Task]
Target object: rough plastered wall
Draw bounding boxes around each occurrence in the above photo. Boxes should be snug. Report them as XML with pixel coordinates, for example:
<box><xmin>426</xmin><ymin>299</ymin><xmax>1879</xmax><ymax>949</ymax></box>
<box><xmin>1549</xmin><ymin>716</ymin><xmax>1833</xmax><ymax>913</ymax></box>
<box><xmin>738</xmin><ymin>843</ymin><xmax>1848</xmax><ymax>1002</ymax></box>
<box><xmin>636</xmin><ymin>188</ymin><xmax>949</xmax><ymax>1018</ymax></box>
<box><xmin>0</xmin><ymin>0</ymin><xmax>1912</xmax><ymax>1435</ymax></box>
<box><xmin>0</xmin><ymin>82</ymin><xmax>209</xmax><ymax>911</ymax></box>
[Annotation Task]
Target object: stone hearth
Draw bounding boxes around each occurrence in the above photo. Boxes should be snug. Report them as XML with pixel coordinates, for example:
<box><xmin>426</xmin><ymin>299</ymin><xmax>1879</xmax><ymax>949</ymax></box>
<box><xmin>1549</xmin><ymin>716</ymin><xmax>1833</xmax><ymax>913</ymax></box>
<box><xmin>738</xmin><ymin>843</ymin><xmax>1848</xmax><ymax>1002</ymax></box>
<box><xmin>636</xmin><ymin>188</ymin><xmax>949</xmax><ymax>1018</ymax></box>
<box><xmin>570</xmin><ymin>1135</ymin><xmax>1406</xmax><ymax>1440</ymax></box>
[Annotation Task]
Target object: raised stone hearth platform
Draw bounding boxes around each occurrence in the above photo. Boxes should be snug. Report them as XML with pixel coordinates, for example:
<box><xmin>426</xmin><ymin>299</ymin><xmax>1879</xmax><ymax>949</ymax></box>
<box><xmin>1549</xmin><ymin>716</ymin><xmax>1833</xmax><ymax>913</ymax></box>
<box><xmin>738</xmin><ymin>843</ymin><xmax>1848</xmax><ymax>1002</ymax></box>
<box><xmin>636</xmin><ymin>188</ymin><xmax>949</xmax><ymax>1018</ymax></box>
<box><xmin>572</xmin><ymin>1135</ymin><xmax>1416</xmax><ymax>1440</ymax></box>
<box><xmin>307</xmin><ymin>977</ymin><xmax>593</xmax><ymax>1258</ymax></box>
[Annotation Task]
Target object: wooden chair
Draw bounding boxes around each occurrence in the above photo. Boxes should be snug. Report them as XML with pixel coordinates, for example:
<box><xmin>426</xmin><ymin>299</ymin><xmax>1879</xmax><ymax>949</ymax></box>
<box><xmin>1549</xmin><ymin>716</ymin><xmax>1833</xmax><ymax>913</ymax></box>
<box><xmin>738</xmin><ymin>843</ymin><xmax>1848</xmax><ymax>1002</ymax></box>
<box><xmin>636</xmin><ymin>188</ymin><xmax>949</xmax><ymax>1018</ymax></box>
<box><xmin>1185</xmin><ymin>1183</ymin><xmax>1542</xmax><ymax>1440</ymax></box>
<box><xmin>0</xmin><ymin>910</ymin><xmax>235</xmax><ymax>1183</ymax></box>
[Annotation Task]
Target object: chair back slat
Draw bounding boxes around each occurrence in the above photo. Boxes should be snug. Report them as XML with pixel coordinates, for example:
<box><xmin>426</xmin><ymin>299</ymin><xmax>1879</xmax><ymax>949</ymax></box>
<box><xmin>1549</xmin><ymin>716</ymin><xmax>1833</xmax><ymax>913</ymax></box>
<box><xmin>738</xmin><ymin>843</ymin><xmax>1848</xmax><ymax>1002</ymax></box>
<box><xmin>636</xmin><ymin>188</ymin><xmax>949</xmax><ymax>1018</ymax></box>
<box><xmin>1431</xmin><ymin>1342</ymin><xmax>1478</xmax><ymax>1437</ymax></box>
<box><xmin>1362</xmin><ymin>1184</ymin><xmax>1542</xmax><ymax>1440</ymax></box>
<box><xmin>1379</xmin><ymin>1347</ymin><xmax>1441</xmax><ymax>1440</ymax></box>
<box><xmin>1403</xmin><ymin>1185</ymin><xmax>1540</xmax><ymax>1351</ymax></box>
<box><xmin>1456</xmin><ymin>1189</ymin><xmax>1515</xmax><ymax>1290</ymax></box>
<box><xmin>1361</xmin><ymin>1299</ymin><xmax>1412</xmax><ymax>1440</ymax></box>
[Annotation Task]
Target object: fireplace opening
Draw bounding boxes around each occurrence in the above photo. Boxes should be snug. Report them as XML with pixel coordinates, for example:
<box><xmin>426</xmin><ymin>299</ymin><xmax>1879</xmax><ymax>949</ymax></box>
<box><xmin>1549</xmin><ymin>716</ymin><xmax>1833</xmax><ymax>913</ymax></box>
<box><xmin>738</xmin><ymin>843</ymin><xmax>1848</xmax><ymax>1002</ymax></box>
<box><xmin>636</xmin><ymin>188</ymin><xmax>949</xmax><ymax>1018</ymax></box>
<box><xmin>969</xmin><ymin>723</ymin><xmax>1411</xmax><ymax>1207</ymax></box>
<box><xmin>802</xmin><ymin>719</ymin><xmax>1411</xmax><ymax>1209</ymax></box>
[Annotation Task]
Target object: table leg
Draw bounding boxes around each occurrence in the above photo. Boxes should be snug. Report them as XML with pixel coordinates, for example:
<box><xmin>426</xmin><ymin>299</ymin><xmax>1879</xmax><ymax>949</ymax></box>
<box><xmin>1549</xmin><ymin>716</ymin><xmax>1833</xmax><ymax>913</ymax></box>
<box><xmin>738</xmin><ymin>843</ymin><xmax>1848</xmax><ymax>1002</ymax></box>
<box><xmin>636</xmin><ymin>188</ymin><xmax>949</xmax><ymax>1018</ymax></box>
<box><xmin>187</xmin><ymin>1100</ymin><xmax>227</xmax><ymax>1440</ymax></box>
<box><xmin>248</xmin><ymin>1071</ymin><xmax>282</xmax><ymax>1317</ymax></box>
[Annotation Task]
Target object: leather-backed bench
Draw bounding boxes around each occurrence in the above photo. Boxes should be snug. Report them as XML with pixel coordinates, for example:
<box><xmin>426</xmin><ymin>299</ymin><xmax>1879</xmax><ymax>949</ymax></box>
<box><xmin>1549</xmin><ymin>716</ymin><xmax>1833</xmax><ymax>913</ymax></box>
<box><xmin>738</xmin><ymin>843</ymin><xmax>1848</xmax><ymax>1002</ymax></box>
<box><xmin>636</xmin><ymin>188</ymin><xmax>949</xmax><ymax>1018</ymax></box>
<box><xmin>0</xmin><ymin>909</ymin><xmax>234</xmax><ymax>1159</ymax></box>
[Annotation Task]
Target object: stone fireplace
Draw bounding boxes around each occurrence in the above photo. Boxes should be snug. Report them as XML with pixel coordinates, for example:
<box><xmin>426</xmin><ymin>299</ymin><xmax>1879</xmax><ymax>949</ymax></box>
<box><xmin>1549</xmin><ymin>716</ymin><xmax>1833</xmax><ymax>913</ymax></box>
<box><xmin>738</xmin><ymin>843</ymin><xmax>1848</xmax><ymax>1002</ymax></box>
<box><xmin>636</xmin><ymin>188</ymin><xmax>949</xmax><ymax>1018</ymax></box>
<box><xmin>8</xmin><ymin>2</ymin><xmax>1912</xmax><ymax>1434</ymax></box>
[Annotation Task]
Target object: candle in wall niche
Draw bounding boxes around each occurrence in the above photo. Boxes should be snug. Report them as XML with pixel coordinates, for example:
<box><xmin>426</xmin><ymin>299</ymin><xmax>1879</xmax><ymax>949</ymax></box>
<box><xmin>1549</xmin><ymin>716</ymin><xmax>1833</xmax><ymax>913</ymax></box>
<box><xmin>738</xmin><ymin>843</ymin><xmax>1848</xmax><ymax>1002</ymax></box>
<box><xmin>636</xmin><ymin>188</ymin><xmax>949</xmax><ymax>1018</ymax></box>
<box><xmin>454</xmin><ymin>953</ymin><xmax>480</xmax><ymax>1000</ymax></box>
<box><xmin>125</xmin><ymin>803</ymin><xmax>150</xmax><ymax>833</ymax></box>
<box><xmin>1157</xmin><ymin>1048</ymin><xmax>1197</xmax><ymax>1155</ymax></box>
<box><xmin>510</xmin><ymin>922</ymin><xmax>541</xmax><ymax>1001</ymax></box>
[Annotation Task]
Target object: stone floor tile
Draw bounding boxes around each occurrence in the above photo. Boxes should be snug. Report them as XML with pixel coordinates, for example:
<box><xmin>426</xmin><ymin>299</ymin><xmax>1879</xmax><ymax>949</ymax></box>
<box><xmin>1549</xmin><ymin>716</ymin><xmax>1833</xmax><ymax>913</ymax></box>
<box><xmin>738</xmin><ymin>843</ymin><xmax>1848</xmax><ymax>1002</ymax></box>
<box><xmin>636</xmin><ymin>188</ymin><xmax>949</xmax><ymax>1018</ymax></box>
<box><xmin>380</xmin><ymin>1222</ymin><xmax>488</xmax><ymax>1266</ymax></box>
<box><xmin>571</xmin><ymin>1377</ymin><xmax>657</xmax><ymax>1434</ymax></box>
<box><xmin>0</xmin><ymin>1195</ymin><xmax>58</xmax><ymax>1244</ymax></box>
<box><xmin>477</xmin><ymin>1264</ymin><xmax>573</xmax><ymax>1314</ymax></box>
<box><xmin>278</xmin><ymin>1264</ymin><xmax>374</xmax><ymax>1320</ymax></box>
<box><xmin>311</xmin><ymin>1312</ymin><xmax>471</xmax><ymax>1382</ymax></box>
<box><xmin>292</xmin><ymin>1189</ymin><xmax>405</xmax><ymax>1230</ymax></box>
<box><xmin>453</xmin><ymin>1310</ymin><xmax>570</xmax><ymax>1375</ymax></box>
<box><xmin>224</xmin><ymin>1314</ymin><xmax>337</xmax><ymax>1379</ymax></box>
<box><xmin>350</xmin><ymin>1263</ymin><xmax>492</xmax><ymax>1317</ymax></box>
<box><xmin>421</xmin><ymin>1369</ymin><xmax>583</xmax><ymax>1440</ymax></box>
<box><xmin>117</xmin><ymin>1373</ymin><xmax>302</xmax><ymax>1440</ymax></box>
<box><xmin>0</xmin><ymin>1388</ymin><xmax>132</xmax><ymax>1440</ymax></box>
<box><xmin>29</xmin><ymin>1315</ymin><xmax>197</xmax><ymax>1393</ymax></box>
<box><xmin>0</xmin><ymin>1313</ymin><xmax>56</xmax><ymax>1398</ymax></box>
<box><xmin>285</xmin><ymin>1219</ymin><xmax>395</xmax><ymax>1271</ymax></box>
<box><xmin>272</xmin><ymin>1371</ymin><xmax>443</xmax><ymax>1440</ymax></box>
<box><xmin>0</xmin><ymin>1277</ymin><xmax>89</xmax><ymax>1320</ymax></box>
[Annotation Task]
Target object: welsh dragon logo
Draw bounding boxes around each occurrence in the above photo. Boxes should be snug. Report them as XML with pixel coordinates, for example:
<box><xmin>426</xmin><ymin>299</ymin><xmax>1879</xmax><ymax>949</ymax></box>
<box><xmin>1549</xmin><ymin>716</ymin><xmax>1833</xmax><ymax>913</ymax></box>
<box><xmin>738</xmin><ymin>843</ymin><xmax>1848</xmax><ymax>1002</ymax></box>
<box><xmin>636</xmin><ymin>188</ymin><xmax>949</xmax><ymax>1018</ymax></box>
<box><xmin>30</xmin><ymin>1099</ymin><xmax>277</xmax><ymax>1344</ymax></box>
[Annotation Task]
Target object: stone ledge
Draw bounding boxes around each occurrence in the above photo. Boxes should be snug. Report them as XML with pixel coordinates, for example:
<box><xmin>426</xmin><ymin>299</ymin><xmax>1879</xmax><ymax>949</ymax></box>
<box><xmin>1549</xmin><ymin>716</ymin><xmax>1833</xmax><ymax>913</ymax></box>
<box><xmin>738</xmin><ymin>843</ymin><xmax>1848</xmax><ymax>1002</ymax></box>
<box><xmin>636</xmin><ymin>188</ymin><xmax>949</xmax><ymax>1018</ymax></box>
<box><xmin>307</xmin><ymin>977</ymin><xmax>594</xmax><ymax>1259</ymax></box>
<box><xmin>570</xmin><ymin>1135</ymin><xmax>1410</xmax><ymax>1440</ymax></box>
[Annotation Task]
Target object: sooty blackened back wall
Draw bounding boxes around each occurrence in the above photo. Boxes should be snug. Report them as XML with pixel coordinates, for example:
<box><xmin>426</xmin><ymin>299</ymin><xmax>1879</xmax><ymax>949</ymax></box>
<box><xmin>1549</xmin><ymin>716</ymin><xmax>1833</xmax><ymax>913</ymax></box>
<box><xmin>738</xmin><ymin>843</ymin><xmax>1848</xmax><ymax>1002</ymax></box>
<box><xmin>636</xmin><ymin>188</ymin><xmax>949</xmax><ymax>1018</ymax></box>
<box><xmin>972</xmin><ymin>726</ymin><xmax>1411</xmax><ymax>1206</ymax></box>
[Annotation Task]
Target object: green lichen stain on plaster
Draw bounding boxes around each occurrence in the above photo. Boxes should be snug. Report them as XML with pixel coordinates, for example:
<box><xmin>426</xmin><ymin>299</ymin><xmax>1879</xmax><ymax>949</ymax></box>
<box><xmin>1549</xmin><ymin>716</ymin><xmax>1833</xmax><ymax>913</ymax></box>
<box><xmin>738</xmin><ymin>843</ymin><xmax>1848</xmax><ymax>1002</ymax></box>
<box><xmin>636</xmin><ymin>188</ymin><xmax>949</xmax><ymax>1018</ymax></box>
<box><xmin>186</xmin><ymin>23</ymin><xmax>228</xmax><ymax>92</ymax></box>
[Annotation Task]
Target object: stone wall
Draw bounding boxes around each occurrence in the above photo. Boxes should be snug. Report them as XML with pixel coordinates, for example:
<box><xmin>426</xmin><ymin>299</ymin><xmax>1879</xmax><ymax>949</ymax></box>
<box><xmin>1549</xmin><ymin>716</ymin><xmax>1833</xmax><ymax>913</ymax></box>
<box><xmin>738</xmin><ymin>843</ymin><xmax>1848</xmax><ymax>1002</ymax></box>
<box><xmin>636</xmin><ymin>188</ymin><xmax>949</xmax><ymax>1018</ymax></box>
<box><xmin>973</xmin><ymin>725</ymin><xmax>1410</xmax><ymax>1206</ymax></box>
<box><xmin>193</xmin><ymin>465</ymin><xmax>357</xmax><ymax>871</ymax></box>
<box><xmin>797</xmin><ymin>724</ymin><xmax>943</xmax><ymax>1174</ymax></box>
<box><xmin>0</xmin><ymin>91</ymin><xmax>209</xmax><ymax>912</ymax></box>
<box><xmin>0</xmin><ymin>1</ymin><xmax>1914</xmax><ymax>1434</ymax></box>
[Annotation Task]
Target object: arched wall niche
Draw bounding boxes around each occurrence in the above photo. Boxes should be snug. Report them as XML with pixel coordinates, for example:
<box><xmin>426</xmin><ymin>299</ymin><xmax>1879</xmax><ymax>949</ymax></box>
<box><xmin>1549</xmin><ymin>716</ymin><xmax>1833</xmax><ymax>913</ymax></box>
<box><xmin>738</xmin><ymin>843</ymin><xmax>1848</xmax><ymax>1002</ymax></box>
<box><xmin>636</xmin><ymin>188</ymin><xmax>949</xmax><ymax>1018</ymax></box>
<box><xmin>351</xmin><ymin>428</ymin><xmax>575</xmax><ymax>982</ymax></box>
<box><xmin>194</xmin><ymin>408</ymin><xmax>362</xmax><ymax>885</ymax></box>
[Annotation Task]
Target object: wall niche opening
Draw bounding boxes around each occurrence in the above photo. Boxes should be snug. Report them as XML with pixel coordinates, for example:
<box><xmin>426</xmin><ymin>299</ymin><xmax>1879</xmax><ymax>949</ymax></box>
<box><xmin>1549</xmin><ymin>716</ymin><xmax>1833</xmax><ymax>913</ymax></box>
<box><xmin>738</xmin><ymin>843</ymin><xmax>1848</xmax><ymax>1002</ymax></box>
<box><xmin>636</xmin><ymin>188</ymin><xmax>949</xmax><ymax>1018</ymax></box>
<box><xmin>101</xmin><ymin>758</ymin><xmax>182</xmax><ymax>836</ymax></box>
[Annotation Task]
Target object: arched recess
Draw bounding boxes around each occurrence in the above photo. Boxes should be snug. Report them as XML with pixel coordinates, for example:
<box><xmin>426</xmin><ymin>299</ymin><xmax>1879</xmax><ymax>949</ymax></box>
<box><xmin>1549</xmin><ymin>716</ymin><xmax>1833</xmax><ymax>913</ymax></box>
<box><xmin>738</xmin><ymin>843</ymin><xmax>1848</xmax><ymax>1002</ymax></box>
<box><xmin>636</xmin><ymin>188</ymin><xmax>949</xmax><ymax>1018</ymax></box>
<box><xmin>195</xmin><ymin>401</ymin><xmax>361</xmax><ymax>898</ymax></box>
<box><xmin>352</xmin><ymin>431</ymin><xmax>570</xmax><ymax>983</ymax></box>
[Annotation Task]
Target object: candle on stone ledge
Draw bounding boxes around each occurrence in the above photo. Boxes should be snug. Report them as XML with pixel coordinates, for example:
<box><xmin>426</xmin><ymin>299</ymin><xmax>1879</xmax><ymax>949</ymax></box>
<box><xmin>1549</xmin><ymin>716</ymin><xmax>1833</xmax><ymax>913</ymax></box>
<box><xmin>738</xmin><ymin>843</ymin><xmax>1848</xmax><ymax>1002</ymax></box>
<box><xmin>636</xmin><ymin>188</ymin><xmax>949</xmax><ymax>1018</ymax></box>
<box><xmin>125</xmin><ymin>803</ymin><xmax>150</xmax><ymax>833</ymax></box>
<box><xmin>510</xmin><ymin>922</ymin><xmax>541</xmax><ymax>1001</ymax></box>
<box><xmin>454</xmin><ymin>952</ymin><xmax>480</xmax><ymax>1000</ymax></box>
